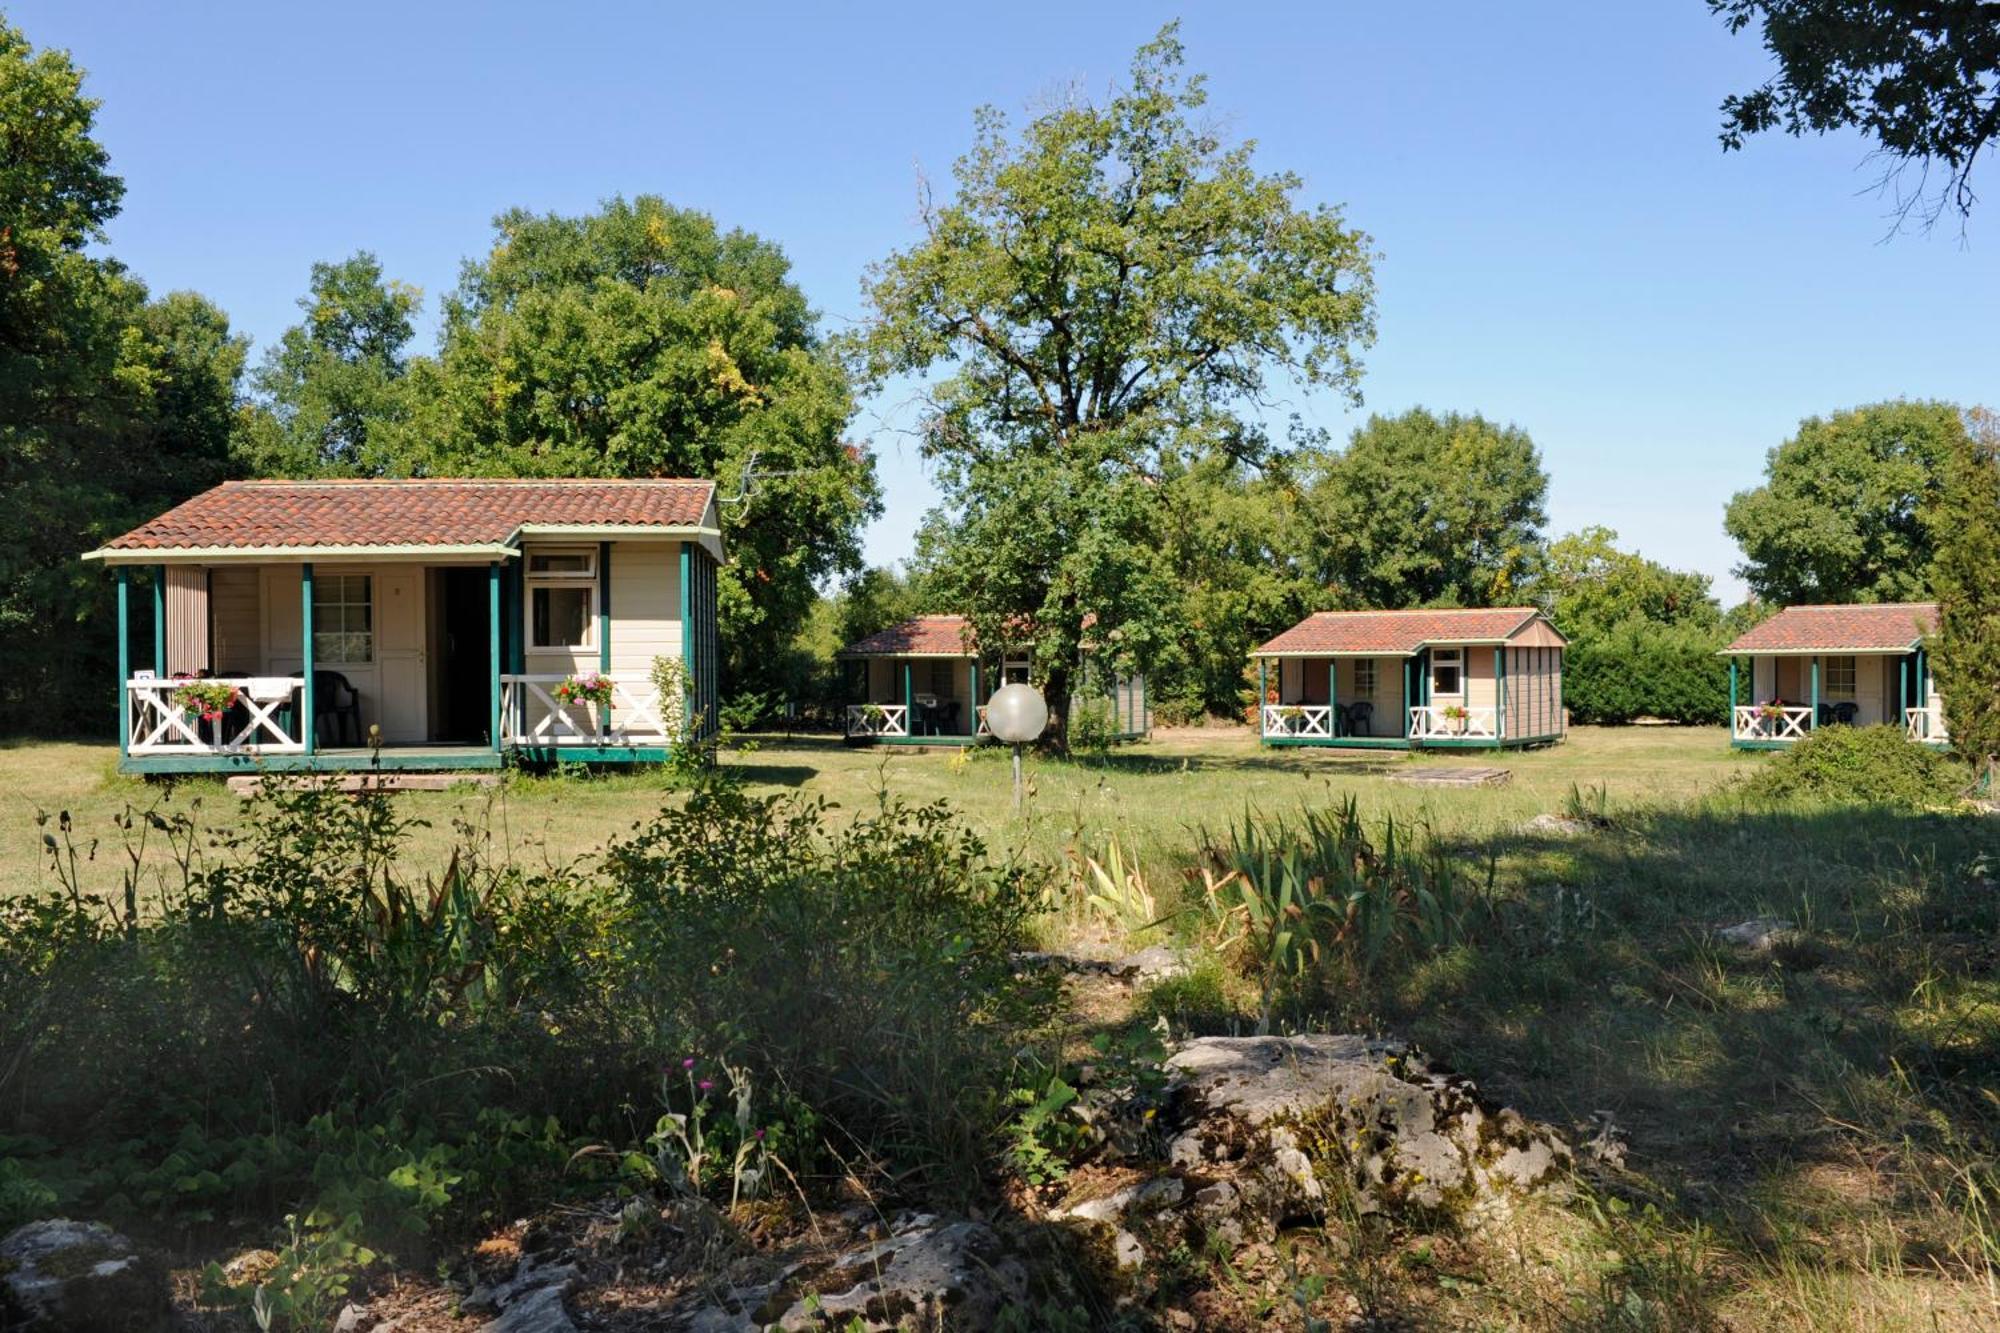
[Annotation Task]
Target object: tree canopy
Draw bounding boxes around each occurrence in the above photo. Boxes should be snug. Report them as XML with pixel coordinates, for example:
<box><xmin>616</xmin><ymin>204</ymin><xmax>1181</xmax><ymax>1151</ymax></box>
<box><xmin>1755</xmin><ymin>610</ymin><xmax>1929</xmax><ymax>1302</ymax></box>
<box><xmin>1292</xmin><ymin>409</ymin><xmax>1549</xmax><ymax>610</ymax></box>
<box><xmin>407</xmin><ymin>196</ymin><xmax>880</xmax><ymax>688</ymax></box>
<box><xmin>853</xmin><ymin>23</ymin><xmax>1377</xmax><ymax>739</ymax></box>
<box><xmin>1724</xmin><ymin>400</ymin><xmax>1966</xmax><ymax>605</ymax></box>
<box><xmin>1710</xmin><ymin>1</ymin><xmax>2000</xmax><ymax>228</ymax></box>
<box><xmin>1538</xmin><ymin>526</ymin><xmax>1720</xmax><ymax>638</ymax></box>
<box><xmin>1926</xmin><ymin>406</ymin><xmax>2000</xmax><ymax>772</ymax></box>
<box><xmin>0</xmin><ymin>19</ymin><xmax>249</xmax><ymax>730</ymax></box>
<box><xmin>242</xmin><ymin>252</ymin><xmax>420</xmax><ymax>475</ymax></box>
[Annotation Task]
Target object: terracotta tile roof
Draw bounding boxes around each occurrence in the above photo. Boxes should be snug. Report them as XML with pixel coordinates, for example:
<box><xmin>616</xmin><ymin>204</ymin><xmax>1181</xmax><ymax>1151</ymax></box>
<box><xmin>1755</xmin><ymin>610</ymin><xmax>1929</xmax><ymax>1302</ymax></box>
<box><xmin>841</xmin><ymin>615</ymin><xmax>978</xmax><ymax>657</ymax></box>
<box><xmin>1725</xmin><ymin>603</ymin><xmax>1937</xmax><ymax>654</ymax></box>
<box><xmin>1254</xmin><ymin>607</ymin><xmax>1550</xmax><ymax>655</ymax></box>
<box><xmin>97</xmin><ymin>479</ymin><xmax>716</xmax><ymax>552</ymax></box>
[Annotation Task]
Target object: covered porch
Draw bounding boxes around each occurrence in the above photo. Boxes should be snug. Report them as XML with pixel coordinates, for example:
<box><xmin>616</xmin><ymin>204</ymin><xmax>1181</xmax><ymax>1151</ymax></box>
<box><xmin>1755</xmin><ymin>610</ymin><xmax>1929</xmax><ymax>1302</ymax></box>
<box><xmin>1726</xmin><ymin>650</ymin><xmax>1947</xmax><ymax>749</ymax></box>
<box><xmin>840</xmin><ymin>652</ymin><xmax>992</xmax><ymax>746</ymax></box>
<box><xmin>90</xmin><ymin>478</ymin><xmax>725</xmax><ymax>774</ymax></box>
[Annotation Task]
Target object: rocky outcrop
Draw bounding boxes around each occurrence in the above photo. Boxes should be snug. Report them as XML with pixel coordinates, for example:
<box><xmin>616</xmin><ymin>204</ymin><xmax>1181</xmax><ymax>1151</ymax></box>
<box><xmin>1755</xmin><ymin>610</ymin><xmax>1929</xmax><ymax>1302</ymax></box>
<box><xmin>684</xmin><ymin>1212</ymin><xmax>1027</xmax><ymax>1331</ymax></box>
<box><xmin>0</xmin><ymin>1219</ymin><xmax>169</xmax><ymax>1332</ymax></box>
<box><xmin>1053</xmin><ymin>1035</ymin><xmax>1572</xmax><ymax>1272</ymax></box>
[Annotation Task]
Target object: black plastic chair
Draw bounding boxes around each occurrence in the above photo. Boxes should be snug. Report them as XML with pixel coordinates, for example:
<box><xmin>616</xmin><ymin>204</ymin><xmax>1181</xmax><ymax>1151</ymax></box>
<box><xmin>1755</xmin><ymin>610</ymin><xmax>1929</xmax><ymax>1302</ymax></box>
<box><xmin>1344</xmin><ymin>701</ymin><xmax>1374</xmax><ymax>737</ymax></box>
<box><xmin>295</xmin><ymin>670</ymin><xmax>363</xmax><ymax>746</ymax></box>
<box><xmin>1831</xmin><ymin>701</ymin><xmax>1859</xmax><ymax>726</ymax></box>
<box><xmin>939</xmin><ymin>700</ymin><xmax>963</xmax><ymax>735</ymax></box>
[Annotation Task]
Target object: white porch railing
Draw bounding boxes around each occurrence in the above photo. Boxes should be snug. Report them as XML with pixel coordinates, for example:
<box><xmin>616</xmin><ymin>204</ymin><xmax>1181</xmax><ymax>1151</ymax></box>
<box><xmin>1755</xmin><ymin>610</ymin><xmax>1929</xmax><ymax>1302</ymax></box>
<box><xmin>845</xmin><ymin>703</ymin><xmax>910</xmax><ymax>738</ymax></box>
<box><xmin>1408</xmin><ymin>705</ymin><xmax>1498</xmax><ymax>741</ymax></box>
<box><xmin>501</xmin><ymin>674</ymin><xmax>671</xmax><ymax>746</ymax></box>
<box><xmin>1905</xmin><ymin>705</ymin><xmax>1948</xmax><ymax>744</ymax></box>
<box><xmin>975</xmin><ymin>704</ymin><xmax>991</xmax><ymax>737</ymax></box>
<box><xmin>1733</xmin><ymin>704</ymin><xmax>1813</xmax><ymax>742</ymax></box>
<box><xmin>125</xmin><ymin>677</ymin><xmax>305</xmax><ymax>755</ymax></box>
<box><xmin>1261</xmin><ymin>704</ymin><xmax>1335</xmax><ymax>738</ymax></box>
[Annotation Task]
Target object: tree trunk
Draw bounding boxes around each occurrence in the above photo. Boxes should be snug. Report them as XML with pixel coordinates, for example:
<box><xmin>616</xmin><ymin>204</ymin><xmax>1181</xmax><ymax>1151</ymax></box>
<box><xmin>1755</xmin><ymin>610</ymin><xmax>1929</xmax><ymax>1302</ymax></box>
<box><xmin>1043</xmin><ymin>663</ymin><xmax>1072</xmax><ymax>756</ymax></box>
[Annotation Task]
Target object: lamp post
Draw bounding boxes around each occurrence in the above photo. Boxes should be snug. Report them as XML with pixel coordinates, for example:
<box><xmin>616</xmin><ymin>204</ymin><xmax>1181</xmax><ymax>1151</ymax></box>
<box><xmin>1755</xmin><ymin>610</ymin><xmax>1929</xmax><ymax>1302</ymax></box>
<box><xmin>983</xmin><ymin>681</ymin><xmax>1049</xmax><ymax>813</ymax></box>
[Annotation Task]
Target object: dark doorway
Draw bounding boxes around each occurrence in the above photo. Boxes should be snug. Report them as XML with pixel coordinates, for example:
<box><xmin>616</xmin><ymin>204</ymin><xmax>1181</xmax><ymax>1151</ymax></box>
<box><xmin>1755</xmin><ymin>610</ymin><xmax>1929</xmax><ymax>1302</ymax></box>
<box><xmin>436</xmin><ymin>568</ymin><xmax>492</xmax><ymax>743</ymax></box>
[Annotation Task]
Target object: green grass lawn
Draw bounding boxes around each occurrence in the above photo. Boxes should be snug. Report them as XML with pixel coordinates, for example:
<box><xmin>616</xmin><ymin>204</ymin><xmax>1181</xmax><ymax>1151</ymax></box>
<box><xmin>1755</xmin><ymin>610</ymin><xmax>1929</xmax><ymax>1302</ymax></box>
<box><xmin>5</xmin><ymin>724</ymin><xmax>1996</xmax><ymax>1327</ymax></box>
<box><xmin>0</xmin><ymin>724</ymin><xmax>1752</xmax><ymax>902</ymax></box>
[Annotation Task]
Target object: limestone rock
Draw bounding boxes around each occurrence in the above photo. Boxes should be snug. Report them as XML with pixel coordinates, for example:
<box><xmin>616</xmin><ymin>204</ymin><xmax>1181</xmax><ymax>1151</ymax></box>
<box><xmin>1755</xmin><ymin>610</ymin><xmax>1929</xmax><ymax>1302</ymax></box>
<box><xmin>1715</xmin><ymin>917</ymin><xmax>1797</xmax><ymax>953</ymax></box>
<box><xmin>686</xmin><ymin>1213</ymin><xmax>1026</xmax><ymax>1331</ymax></box>
<box><xmin>463</xmin><ymin>1252</ymin><xmax>579</xmax><ymax>1315</ymax></box>
<box><xmin>477</xmin><ymin>1284</ymin><xmax>576</xmax><ymax>1333</ymax></box>
<box><xmin>1521</xmin><ymin>813</ymin><xmax>1592</xmax><ymax>838</ymax></box>
<box><xmin>0</xmin><ymin>1219</ymin><xmax>169</xmax><ymax>1332</ymax></box>
<box><xmin>1051</xmin><ymin>1035</ymin><xmax>1572</xmax><ymax>1275</ymax></box>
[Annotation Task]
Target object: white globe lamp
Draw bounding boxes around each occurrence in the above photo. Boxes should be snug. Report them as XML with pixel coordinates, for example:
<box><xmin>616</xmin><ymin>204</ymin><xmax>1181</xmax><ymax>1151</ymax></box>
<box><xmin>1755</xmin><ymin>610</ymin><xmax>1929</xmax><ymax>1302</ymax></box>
<box><xmin>984</xmin><ymin>682</ymin><xmax>1048</xmax><ymax>812</ymax></box>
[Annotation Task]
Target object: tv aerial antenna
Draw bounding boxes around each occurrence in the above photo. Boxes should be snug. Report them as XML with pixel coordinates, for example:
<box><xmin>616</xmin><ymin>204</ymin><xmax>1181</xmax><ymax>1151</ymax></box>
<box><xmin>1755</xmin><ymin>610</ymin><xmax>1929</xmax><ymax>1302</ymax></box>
<box><xmin>717</xmin><ymin>451</ymin><xmax>805</xmax><ymax>516</ymax></box>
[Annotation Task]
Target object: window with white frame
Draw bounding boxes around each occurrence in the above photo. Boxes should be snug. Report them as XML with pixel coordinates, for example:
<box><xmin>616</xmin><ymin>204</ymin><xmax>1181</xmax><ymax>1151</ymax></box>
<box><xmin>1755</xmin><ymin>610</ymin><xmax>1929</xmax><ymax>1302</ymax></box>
<box><xmin>1823</xmin><ymin>655</ymin><xmax>1857</xmax><ymax>698</ymax></box>
<box><xmin>1353</xmin><ymin>658</ymin><xmax>1377</xmax><ymax>698</ymax></box>
<box><xmin>312</xmin><ymin>573</ymin><xmax>373</xmax><ymax>663</ymax></box>
<box><xmin>1430</xmin><ymin>648</ymin><xmax>1463</xmax><ymax>696</ymax></box>
<box><xmin>527</xmin><ymin>548</ymin><xmax>596</xmax><ymax>650</ymax></box>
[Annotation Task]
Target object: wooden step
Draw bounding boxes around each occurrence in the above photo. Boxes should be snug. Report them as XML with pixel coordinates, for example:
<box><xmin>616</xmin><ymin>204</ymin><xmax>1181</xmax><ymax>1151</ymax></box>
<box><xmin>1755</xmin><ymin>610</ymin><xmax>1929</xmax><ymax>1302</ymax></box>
<box><xmin>1392</xmin><ymin>766</ymin><xmax>1512</xmax><ymax>788</ymax></box>
<box><xmin>225</xmin><ymin>772</ymin><xmax>501</xmax><ymax>797</ymax></box>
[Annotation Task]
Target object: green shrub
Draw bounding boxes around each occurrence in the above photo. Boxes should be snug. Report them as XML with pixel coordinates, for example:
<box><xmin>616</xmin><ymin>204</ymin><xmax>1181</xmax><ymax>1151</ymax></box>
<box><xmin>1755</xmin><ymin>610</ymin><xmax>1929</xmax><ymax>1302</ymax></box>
<box><xmin>1564</xmin><ymin>618</ymin><xmax>1729</xmax><ymax>725</ymax></box>
<box><xmin>0</xmin><ymin>769</ymin><xmax>1055</xmax><ymax>1292</ymax></box>
<box><xmin>1066</xmin><ymin>694</ymin><xmax>1119</xmax><ymax>753</ymax></box>
<box><xmin>1740</xmin><ymin>724</ymin><xmax>1969</xmax><ymax>807</ymax></box>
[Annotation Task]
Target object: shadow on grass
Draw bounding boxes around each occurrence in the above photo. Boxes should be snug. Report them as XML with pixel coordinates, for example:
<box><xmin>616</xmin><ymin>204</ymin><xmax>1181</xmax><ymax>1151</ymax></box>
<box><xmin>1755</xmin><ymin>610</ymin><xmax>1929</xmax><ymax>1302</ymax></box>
<box><xmin>1381</xmin><ymin>803</ymin><xmax>1999</xmax><ymax>1281</ymax></box>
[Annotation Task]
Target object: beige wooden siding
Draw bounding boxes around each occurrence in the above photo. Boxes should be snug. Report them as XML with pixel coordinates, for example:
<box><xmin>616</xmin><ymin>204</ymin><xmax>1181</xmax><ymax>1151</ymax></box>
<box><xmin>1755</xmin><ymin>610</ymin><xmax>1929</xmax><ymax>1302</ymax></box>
<box><xmin>162</xmin><ymin>567</ymin><xmax>210</xmax><ymax>675</ymax></box>
<box><xmin>1463</xmin><ymin>650</ymin><xmax>1498</xmax><ymax>713</ymax></box>
<box><xmin>260</xmin><ymin>566</ymin><xmax>304</xmax><ymax>676</ymax></box>
<box><xmin>1503</xmin><ymin>644</ymin><xmax>1565</xmax><ymax>738</ymax></box>
<box><xmin>210</xmin><ymin>568</ymin><xmax>261</xmax><ymax>674</ymax></box>
<box><xmin>607</xmin><ymin>540</ymin><xmax>682</xmax><ymax>677</ymax></box>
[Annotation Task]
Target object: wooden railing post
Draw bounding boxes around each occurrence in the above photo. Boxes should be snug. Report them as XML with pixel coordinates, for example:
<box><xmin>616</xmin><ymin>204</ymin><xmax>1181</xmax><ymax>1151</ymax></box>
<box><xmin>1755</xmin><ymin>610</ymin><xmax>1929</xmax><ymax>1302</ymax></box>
<box><xmin>300</xmin><ymin>563</ymin><xmax>315</xmax><ymax>757</ymax></box>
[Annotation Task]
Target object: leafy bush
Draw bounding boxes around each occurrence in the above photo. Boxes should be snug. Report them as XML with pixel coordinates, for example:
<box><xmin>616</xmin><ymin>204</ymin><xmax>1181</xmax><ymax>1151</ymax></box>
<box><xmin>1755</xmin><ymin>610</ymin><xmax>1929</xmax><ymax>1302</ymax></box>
<box><xmin>1740</xmin><ymin>723</ymin><xmax>1969</xmax><ymax>807</ymax></box>
<box><xmin>602</xmin><ymin>780</ymin><xmax>1052</xmax><ymax>1192</ymax></box>
<box><xmin>1066</xmin><ymin>695</ymin><xmax>1119</xmax><ymax>753</ymax></box>
<box><xmin>1564</xmin><ymin>618</ymin><xmax>1729</xmax><ymax>725</ymax></box>
<box><xmin>0</xmin><ymin>769</ymin><xmax>1054</xmax><ymax>1308</ymax></box>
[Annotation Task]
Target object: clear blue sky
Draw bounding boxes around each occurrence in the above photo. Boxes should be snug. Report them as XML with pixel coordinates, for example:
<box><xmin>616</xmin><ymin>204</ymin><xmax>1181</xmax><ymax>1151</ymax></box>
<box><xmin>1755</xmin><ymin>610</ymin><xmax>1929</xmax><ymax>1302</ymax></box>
<box><xmin>16</xmin><ymin>1</ymin><xmax>1998</xmax><ymax>604</ymax></box>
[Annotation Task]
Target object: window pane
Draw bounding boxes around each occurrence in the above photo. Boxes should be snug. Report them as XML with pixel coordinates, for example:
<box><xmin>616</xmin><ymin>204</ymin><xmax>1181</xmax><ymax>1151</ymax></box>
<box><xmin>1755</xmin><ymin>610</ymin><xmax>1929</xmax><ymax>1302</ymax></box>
<box><xmin>533</xmin><ymin>587</ymin><xmax>591</xmax><ymax>647</ymax></box>
<box><xmin>529</xmin><ymin>553</ymin><xmax>593</xmax><ymax>575</ymax></box>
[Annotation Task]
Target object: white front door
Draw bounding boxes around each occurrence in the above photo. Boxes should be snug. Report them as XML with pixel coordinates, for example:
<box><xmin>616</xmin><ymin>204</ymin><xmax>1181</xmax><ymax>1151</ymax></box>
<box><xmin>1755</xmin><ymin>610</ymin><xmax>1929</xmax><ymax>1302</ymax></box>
<box><xmin>375</xmin><ymin>569</ymin><xmax>427</xmax><ymax>743</ymax></box>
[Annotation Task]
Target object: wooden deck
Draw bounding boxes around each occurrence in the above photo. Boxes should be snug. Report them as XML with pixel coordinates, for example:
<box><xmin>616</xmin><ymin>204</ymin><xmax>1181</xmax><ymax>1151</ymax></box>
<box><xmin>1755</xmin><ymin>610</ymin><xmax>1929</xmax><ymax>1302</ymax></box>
<box><xmin>122</xmin><ymin>744</ymin><xmax>506</xmax><ymax>776</ymax></box>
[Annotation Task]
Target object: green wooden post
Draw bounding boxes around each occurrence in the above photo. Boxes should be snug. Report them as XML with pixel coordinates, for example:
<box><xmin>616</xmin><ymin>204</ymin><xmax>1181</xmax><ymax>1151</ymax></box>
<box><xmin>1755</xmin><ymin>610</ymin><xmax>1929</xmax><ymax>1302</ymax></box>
<box><xmin>597</xmin><ymin>541</ymin><xmax>612</xmax><ymax>675</ymax></box>
<box><xmin>116</xmin><ymin>568</ymin><xmax>130</xmax><ymax>762</ymax></box>
<box><xmin>488</xmin><ymin>561</ymin><xmax>502</xmax><ymax>750</ymax></box>
<box><xmin>1257</xmin><ymin>658</ymin><xmax>1268</xmax><ymax>740</ymax></box>
<box><xmin>1728</xmin><ymin>657</ymin><xmax>1739</xmax><ymax>732</ymax></box>
<box><xmin>970</xmin><ymin>659</ymin><xmax>980</xmax><ymax>736</ymax></box>
<box><xmin>678</xmin><ymin>544</ymin><xmax>693</xmax><ymax>747</ymax></box>
<box><xmin>1495</xmin><ymin>647</ymin><xmax>1506</xmax><ymax>743</ymax></box>
<box><xmin>1809</xmin><ymin>656</ymin><xmax>1819</xmax><ymax>730</ymax></box>
<box><xmin>1898</xmin><ymin>655</ymin><xmax>1908</xmax><ymax>722</ymax></box>
<box><xmin>1916</xmin><ymin>649</ymin><xmax>1927</xmax><ymax>708</ymax></box>
<box><xmin>152</xmin><ymin>566</ymin><xmax>166</xmax><ymax>673</ymax></box>
<box><xmin>903</xmin><ymin>660</ymin><xmax>913</xmax><ymax>735</ymax></box>
<box><xmin>1401</xmin><ymin>658</ymin><xmax>1412</xmax><ymax>739</ymax></box>
<box><xmin>300</xmin><ymin>564</ymin><xmax>315</xmax><ymax>756</ymax></box>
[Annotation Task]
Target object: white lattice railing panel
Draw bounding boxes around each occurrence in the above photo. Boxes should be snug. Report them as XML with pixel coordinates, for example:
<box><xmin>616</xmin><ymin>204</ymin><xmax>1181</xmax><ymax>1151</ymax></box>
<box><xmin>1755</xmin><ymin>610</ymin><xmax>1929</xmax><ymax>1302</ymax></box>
<box><xmin>844</xmin><ymin>703</ymin><xmax>910</xmax><ymax>737</ymax></box>
<box><xmin>1408</xmin><ymin>705</ymin><xmax>1498</xmax><ymax>741</ymax></box>
<box><xmin>1261</xmin><ymin>704</ymin><xmax>1335</xmax><ymax>738</ymax></box>
<box><xmin>1733</xmin><ymin>704</ymin><xmax>1813</xmax><ymax>742</ymax></box>
<box><xmin>501</xmin><ymin>675</ymin><xmax>673</xmax><ymax>746</ymax></box>
<box><xmin>126</xmin><ymin>678</ymin><xmax>305</xmax><ymax>755</ymax></box>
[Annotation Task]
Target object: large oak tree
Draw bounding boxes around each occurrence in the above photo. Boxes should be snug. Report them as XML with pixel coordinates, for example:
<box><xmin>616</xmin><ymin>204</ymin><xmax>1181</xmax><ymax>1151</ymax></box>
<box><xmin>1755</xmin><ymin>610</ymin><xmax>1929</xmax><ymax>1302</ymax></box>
<box><xmin>853</xmin><ymin>25</ymin><xmax>1377</xmax><ymax>742</ymax></box>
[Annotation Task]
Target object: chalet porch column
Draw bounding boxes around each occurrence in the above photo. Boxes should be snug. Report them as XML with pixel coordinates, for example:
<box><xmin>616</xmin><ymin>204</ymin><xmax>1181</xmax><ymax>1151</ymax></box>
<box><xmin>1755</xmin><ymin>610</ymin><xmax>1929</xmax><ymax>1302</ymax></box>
<box><xmin>903</xmin><ymin>660</ymin><xmax>913</xmax><ymax>732</ymax></box>
<box><xmin>300</xmin><ymin>563</ymin><xmax>315</xmax><ymax>757</ymax></box>
<box><xmin>152</xmin><ymin>566</ymin><xmax>166</xmax><ymax>674</ymax></box>
<box><xmin>678</xmin><ymin>542</ymin><xmax>693</xmax><ymax>747</ymax></box>
<box><xmin>488</xmin><ymin>561</ymin><xmax>502</xmax><ymax>751</ymax></box>
<box><xmin>116</xmin><ymin>567</ymin><xmax>130</xmax><ymax>762</ymax></box>
<box><xmin>1401</xmin><ymin>658</ymin><xmax>1412</xmax><ymax>739</ymax></box>
<box><xmin>598</xmin><ymin>541</ymin><xmax>612</xmax><ymax>730</ymax></box>
<box><xmin>1257</xmin><ymin>658</ymin><xmax>1267</xmax><ymax>738</ymax></box>
<box><xmin>970</xmin><ymin>659</ymin><xmax>980</xmax><ymax>735</ymax></box>
<box><xmin>1728</xmin><ymin>657</ymin><xmax>1738</xmax><ymax>729</ymax></box>
<box><xmin>1809</xmin><ymin>656</ymin><xmax>1819</xmax><ymax>729</ymax></box>
<box><xmin>1898</xmin><ymin>655</ymin><xmax>1908</xmax><ymax>722</ymax></box>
